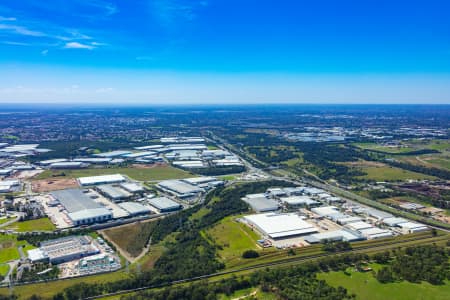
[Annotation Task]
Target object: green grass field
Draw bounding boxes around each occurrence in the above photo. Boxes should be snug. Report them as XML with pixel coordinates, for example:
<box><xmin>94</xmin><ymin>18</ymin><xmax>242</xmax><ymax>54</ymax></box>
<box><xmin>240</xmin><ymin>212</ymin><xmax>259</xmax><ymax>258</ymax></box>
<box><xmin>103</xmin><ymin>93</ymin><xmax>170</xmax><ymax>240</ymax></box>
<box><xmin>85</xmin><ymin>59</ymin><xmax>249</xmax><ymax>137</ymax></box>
<box><xmin>355</xmin><ymin>140</ymin><xmax>450</xmax><ymax>154</ymax></box>
<box><xmin>357</xmin><ymin>165</ymin><xmax>436</xmax><ymax>181</ymax></box>
<box><xmin>0</xmin><ymin>234</ymin><xmax>36</xmax><ymax>263</ymax></box>
<box><xmin>34</xmin><ymin>165</ymin><xmax>192</xmax><ymax>181</ymax></box>
<box><xmin>427</xmin><ymin>157</ymin><xmax>450</xmax><ymax>170</ymax></box>
<box><xmin>318</xmin><ymin>267</ymin><xmax>450</xmax><ymax>300</ymax></box>
<box><xmin>4</xmin><ymin>217</ymin><xmax>56</xmax><ymax>232</ymax></box>
<box><xmin>103</xmin><ymin>221</ymin><xmax>157</xmax><ymax>258</ymax></box>
<box><xmin>353</xmin><ymin>143</ymin><xmax>416</xmax><ymax>154</ymax></box>
<box><xmin>0</xmin><ymin>270</ymin><xmax>129</xmax><ymax>299</ymax></box>
<box><xmin>204</xmin><ymin>216</ymin><xmax>261</xmax><ymax>267</ymax></box>
<box><xmin>220</xmin><ymin>175</ymin><xmax>237</xmax><ymax>181</ymax></box>
<box><xmin>0</xmin><ymin>247</ymin><xmax>19</xmax><ymax>264</ymax></box>
<box><xmin>218</xmin><ymin>287</ymin><xmax>277</xmax><ymax>300</ymax></box>
<box><xmin>0</xmin><ymin>217</ymin><xmax>11</xmax><ymax>226</ymax></box>
<box><xmin>0</xmin><ymin>264</ymin><xmax>9</xmax><ymax>277</ymax></box>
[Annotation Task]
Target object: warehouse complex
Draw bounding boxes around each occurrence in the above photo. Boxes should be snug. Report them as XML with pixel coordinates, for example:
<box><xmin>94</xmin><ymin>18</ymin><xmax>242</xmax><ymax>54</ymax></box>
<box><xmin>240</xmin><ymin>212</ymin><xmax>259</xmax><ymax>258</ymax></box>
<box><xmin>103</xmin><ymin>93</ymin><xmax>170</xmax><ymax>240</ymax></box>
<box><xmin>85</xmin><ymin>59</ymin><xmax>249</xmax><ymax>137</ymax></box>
<box><xmin>242</xmin><ymin>194</ymin><xmax>279</xmax><ymax>212</ymax></box>
<box><xmin>26</xmin><ymin>235</ymin><xmax>121</xmax><ymax>278</ymax></box>
<box><xmin>147</xmin><ymin>196</ymin><xmax>182</xmax><ymax>213</ymax></box>
<box><xmin>27</xmin><ymin>235</ymin><xmax>100</xmax><ymax>264</ymax></box>
<box><xmin>78</xmin><ymin>174</ymin><xmax>126</xmax><ymax>186</ymax></box>
<box><xmin>33</xmin><ymin>136</ymin><xmax>244</xmax><ymax>173</ymax></box>
<box><xmin>50</xmin><ymin>189</ymin><xmax>113</xmax><ymax>226</ymax></box>
<box><xmin>96</xmin><ymin>184</ymin><xmax>132</xmax><ymax>201</ymax></box>
<box><xmin>240</xmin><ymin>184</ymin><xmax>429</xmax><ymax>247</ymax></box>
<box><xmin>244</xmin><ymin>213</ymin><xmax>318</xmax><ymax>239</ymax></box>
<box><xmin>157</xmin><ymin>177</ymin><xmax>223</xmax><ymax>199</ymax></box>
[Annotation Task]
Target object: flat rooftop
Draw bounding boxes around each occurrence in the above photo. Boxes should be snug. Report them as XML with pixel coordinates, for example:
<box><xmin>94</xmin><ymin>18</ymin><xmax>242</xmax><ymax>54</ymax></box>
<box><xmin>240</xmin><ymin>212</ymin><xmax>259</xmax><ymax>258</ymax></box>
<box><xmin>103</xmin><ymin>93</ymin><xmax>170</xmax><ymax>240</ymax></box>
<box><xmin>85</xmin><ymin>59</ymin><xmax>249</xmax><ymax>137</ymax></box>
<box><xmin>118</xmin><ymin>202</ymin><xmax>151</xmax><ymax>215</ymax></box>
<box><xmin>148</xmin><ymin>196</ymin><xmax>182</xmax><ymax>210</ymax></box>
<box><xmin>281</xmin><ymin>196</ymin><xmax>319</xmax><ymax>206</ymax></box>
<box><xmin>68</xmin><ymin>208</ymin><xmax>112</xmax><ymax>222</ymax></box>
<box><xmin>51</xmin><ymin>189</ymin><xmax>101</xmax><ymax>213</ymax></box>
<box><xmin>244</xmin><ymin>213</ymin><xmax>318</xmax><ymax>239</ymax></box>
<box><xmin>158</xmin><ymin>180</ymin><xmax>203</xmax><ymax>195</ymax></box>
<box><xmin>78</xmin><ymin>174</ymin><xmax>126</xmax><ymax>186</ymax></box>
<box><xmin>242</xmin><ymin>196</ymin><xmax>279</xmax><ymax>212</ymax></box>
<box><xmin>97</xmin><ymin>184</ymin><xmax>132</xmax><ymax>199</ymax></box>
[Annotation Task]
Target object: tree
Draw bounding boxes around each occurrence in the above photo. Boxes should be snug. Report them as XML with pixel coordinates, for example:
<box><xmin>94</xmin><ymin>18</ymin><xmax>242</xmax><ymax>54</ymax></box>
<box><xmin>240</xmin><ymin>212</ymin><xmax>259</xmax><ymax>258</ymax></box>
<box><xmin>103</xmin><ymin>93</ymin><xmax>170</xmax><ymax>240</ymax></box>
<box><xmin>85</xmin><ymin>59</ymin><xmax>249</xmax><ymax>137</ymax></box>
<box><xmin>376</xmin><ymin>267</ymin><xmax>394</xmax><ymax>283</ymax></box>
<box><xmin>242</xmin><ymin>250</ymin><xmax>260</xmax><ymax>259</ymax></box>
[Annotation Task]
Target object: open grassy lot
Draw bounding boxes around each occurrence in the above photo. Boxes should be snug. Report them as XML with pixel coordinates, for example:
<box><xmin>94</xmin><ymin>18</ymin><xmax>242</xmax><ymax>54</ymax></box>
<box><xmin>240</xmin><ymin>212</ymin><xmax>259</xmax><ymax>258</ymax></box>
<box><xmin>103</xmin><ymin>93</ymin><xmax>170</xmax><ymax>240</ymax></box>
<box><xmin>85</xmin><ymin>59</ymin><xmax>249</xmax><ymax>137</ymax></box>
<box><xmin>34</xmin><ymin>165</ymin><xmax>192</xmax><ymax>181</ymax></box>
<box><xmin>0</xmin><ymin>264</ymin><xmax>9</xmax><ymax>277</ymax></box>
<box><xmin>426</xmin><ymin>157</ymin><xmax>450</xmax><ymax>170</ymax></box>
<box><xmin>103</xmin><ymin>221</ymin><xmax>156</xmax><ymax>258</ymax></box>
<box><xmin>0</xmin><ymin>234</ymin><xmax>35</xmax><ymax>264</ymax></box>
<box><xmin>318</xmin><ymin>267</ymin><xmax>450</xmax><ymax>300</ymax></box>
<box><xmin>4</xmin><ymin>217</ymin><xmax>56</xmax><ymax>232</ymax></box>
<box><xmin>0</xmin><ymin>247</ymin><xmax>19</xmax><ymax>264</ymax></box>
<box><xmin>353</xmin><ymin>142</ymin><xmax>416</xmax><ymax>154</ymax></box>
<box><xmin>0</xmin><ymin>270</ymin><xmax>129</xmax><ymax>299</ymax></box>
<box><xmin>203</xmin><ymin>215</ymin><xmax>261</xmax><ymax>267</ymax></box>
<box><xmin>135</xmin><ymin>244</ymin><xmax>166</xmax><ymax>271</ymax></box>
<box><xmin>356</xmin><ymin>165</ymin><xmax>436</xmax><ymax>181</ymax></box>
<box><xmin>355</xmin><ymin>140</ymin><xmax>450</xmax><ymax>154</ymax></box>
<box><xmin>0</xmin><ymin>217</ymin><xmax>11</xmax><ymax>226</ymax></box>
<box><xmin>380</xmin><ymin>196</ymin><xmax>431</xmax><ymax>208</ymax></box>
<box><xmin>218</xmin><ymin>287</ymin><xmax>277</xmax><ymax>300</ymax></box>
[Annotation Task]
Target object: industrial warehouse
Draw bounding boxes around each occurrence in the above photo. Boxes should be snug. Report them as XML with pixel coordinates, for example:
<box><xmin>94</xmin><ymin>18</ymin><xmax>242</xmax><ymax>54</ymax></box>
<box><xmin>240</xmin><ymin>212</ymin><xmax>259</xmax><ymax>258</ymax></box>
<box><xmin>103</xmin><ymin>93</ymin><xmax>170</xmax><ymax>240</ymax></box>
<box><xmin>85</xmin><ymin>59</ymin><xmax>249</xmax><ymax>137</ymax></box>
<box><xmin>50</xmin><ymin>189</ymin><xmax>113</xmax><ymax>226</ymax></box>
<box><xmin>238</xmin><ymin>185</ymin><xmax>429</xmax><ymax>248</ymax></box>
<box><xmin>35</xmin><ymin>174</ymin><xmax>218</xmax><ymax>228</ymax></box>
<box><xmin>157</xmin><ymin>177</ymin><xmax>223</xmax><ymax>199</ymax></box>
<box><xmin>26</xmin><ymin>235</ymin><xmax>121</xmax><ymax>278</ymax></box>
<box><xmin>244</xmin><ymin>213</ymin><xmax>318</xmax><ymax>239</ymax></box>
<box><xmin>33</xmin><ymin>136</ymin><xmax>245</xmax><ymax>173</ymax></box>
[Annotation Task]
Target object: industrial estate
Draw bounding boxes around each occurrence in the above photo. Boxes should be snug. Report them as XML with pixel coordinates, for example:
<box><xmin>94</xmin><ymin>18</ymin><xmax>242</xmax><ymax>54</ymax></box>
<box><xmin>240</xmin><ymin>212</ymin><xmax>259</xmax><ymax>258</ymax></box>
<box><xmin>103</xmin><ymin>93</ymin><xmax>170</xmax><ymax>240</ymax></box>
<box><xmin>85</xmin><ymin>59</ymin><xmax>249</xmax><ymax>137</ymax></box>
<box><xmin>0</xmin><ymin>106</ymin><xmax>449</xmax><ymax>300</ymax></box>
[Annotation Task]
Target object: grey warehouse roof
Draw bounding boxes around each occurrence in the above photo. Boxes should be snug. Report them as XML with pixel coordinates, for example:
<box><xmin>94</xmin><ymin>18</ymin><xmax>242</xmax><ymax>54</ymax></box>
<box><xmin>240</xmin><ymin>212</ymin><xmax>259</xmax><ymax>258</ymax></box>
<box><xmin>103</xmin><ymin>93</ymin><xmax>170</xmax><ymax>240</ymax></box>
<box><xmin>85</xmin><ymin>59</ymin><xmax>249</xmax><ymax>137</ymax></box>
<box><xmin>97</xmin><ymin>184</ymin><xmax>132</xmax><ymax>199</ymax></box>
<box><xmin>118</xmin><ymin>202</ymin><xmax>151</xmax><ymax>215</ymax></box>
<box><xmin>242</xmin><ymin>196</ymin><xmax>279</xmax><ymax>212</ymax></box>
<box><xmin>148</xmin><ymin>197</ymin><xmax>182</xmax><ymax>210</ymax></box>
<box><xmin>68</xmin><ymin>208</ymin><xmax>112</xmax><ymax>222</ymax></box>
<box><xmin>51</xmin><ymin>189</ymin><xmax>101</xmax><ymax>213</ymax></box>
<box><xmin>158</xmin><ymin>180</ymin><xmax>203</xmax><ymax>195</ymax></box>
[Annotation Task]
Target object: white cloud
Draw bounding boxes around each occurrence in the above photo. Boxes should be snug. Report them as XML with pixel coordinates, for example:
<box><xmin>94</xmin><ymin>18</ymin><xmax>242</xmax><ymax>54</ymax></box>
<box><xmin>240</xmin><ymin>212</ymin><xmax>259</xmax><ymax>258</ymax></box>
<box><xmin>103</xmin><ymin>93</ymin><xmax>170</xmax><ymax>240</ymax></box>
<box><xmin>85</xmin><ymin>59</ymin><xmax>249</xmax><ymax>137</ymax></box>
<box><xmin>64</xmin><ymin>42</ymin><xmax>95</xmax><ymax>49</ymax></box>
<box><xmin>0</xmin><ymin>24</ymin><xmax>45</xmax><ymax>37</ymax></box>
<box><xmin>41</xmin><ymin>49</ymin><xmax>48</xmax><ymax>55</ymax></box>
<box><xmin>0</xmin><ymin>16</ymin><xmax>16</xmax><ymax>21</ymax></box>
<box><xmin>1</xmin><ymin>41</ymin><xmax>30</xmax><ymax>46</ymax></box>
<box><xmin>91</xmin><ymin>41</ymin><xmax>107</xmax><ymax>46</ymax></box>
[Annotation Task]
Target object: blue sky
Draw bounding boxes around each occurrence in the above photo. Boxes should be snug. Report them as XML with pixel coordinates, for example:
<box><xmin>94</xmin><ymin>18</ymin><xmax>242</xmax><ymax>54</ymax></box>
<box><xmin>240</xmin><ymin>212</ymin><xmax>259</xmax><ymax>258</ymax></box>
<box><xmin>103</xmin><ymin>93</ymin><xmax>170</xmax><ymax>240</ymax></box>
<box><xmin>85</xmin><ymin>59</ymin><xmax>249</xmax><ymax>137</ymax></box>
<box><xmin>0</xmin><ymin>0</ymin><xmax>449</xmax><ymax>104</ymax></box>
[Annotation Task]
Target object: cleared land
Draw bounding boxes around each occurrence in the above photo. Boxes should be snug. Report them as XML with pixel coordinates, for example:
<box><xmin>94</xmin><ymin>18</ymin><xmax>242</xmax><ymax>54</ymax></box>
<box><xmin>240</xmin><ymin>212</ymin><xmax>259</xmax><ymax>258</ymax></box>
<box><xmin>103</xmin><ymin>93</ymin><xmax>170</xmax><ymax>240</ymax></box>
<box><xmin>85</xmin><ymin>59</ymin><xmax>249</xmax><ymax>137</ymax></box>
<box><xmin>204</xmin><ymin>216</ymin><xmax>261</xmax><ymax>267</ymax></box>
<box><xmin>3</xmin><ymin>270</ymin><xmax>129</xmax><ymax>299</ymax></box>
<box><xmin>356</xmin><ymin>165</ymin><xmax>436</xmax><ymax>181</ymax></box>
<box><xmin>102</xmin><ymin>221</ymin><xmax>156</xmax><ymax>259</ymax></box>
<box><xmin>353</xmin><ymin>142</ymin><xmax>417</xmax><ymax>154</ymax></box>
<box><xmin>34</xmin><ymin>165</ymin><xmax>192</xmax><ymax>181</ymax></box>
<box><xmin>4</xmin><ymin>217</ymin><xmax>56</xmax><ymax>232</ymax></box>
<box><xmin>318</xmin><ymin>267</ymin><xmax>450</xmax><ymax>300</ymax></box>
<box><xmin>31</xmin><ymin>178</ymin><xmax>79</xmax><ymax>192</ymax></box>
<box><xmin>355</xmin><ymin>140</ymin><xmax>450</xmax><ymax>171</ymax></box>
<box><xmin>354</xmin><ymin>140</ymin><xmax>450</xmax><ymax>154</ymax></box>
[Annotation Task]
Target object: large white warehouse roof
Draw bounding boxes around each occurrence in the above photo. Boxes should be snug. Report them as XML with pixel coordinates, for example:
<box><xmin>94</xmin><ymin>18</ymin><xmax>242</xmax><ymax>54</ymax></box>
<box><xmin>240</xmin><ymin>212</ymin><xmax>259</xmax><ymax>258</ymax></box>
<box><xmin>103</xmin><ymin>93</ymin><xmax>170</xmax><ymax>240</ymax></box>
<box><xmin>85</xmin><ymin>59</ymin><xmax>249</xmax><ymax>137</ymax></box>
<box><xmin>244</xmin><ymin>213</ymin><xmax>318</xmax><ymax>239</ymax></box>
<box><xmin>78</xmin><ymin>174</ymin><xmax>126</xmax><ymax>186</ymax></box>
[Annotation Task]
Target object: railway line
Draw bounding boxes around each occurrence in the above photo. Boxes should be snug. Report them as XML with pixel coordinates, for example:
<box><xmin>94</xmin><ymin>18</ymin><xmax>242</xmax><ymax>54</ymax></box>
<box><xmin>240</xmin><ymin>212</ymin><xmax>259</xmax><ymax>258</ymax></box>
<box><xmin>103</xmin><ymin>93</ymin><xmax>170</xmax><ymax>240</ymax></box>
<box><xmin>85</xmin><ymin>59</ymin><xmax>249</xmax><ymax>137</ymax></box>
<box><xmin>86</xmin><ymin>233</ymin><xmax>449</xmax><ymax>299</ymax></box>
